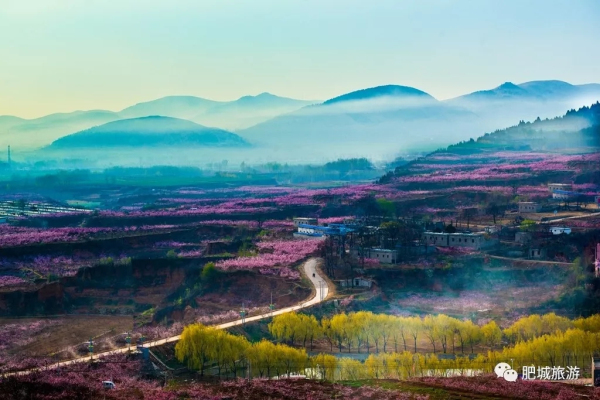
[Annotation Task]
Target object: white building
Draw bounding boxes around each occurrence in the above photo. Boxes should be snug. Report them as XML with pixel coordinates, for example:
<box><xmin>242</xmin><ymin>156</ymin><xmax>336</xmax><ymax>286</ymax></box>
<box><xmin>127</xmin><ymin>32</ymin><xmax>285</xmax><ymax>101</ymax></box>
<box><xmin>293</xmin><ymin>217</ymin><xmax>318</xmax><ymax>227</ymax></box>
<box><xmin>422</xmin><ymin>232</ymin><xmax>496</xmax><ymax>250</ymax></box>
<box><xmin>518</xmin><ymin>202</ymin><xmax>542</xmax><ymax>213</ymax></box>
<box><xmin>549</xmin><ymin>227</ymin><xmax>571</xmax><ymax>235</ymax></box>
<box><xmin>293</xmin><ymin>224</ymin><xmax>325</xmax><ymax>239</ymax></box>
<box><xmin>548</xmin><ymin>183</ymin><xmax>572</xmax><ymax>193</ymax></box>
<box><xmin>552</xmin><ymin>190</ymin><xmax>577</xmax><ymax>200</ymax></box>
<box><xmin>484</xmin><ymin>225</ymin><xmax>500</xmax><ymax>234</ymax></box>
<box><xmin>352</xmin><ymin>248</ymin><xmax>398</xmax><ymax>264</ymax></box>
<box><xmin>338</xmin><ymin>277</ymin><xmax>373</xmax><ymax>288</ymax></box>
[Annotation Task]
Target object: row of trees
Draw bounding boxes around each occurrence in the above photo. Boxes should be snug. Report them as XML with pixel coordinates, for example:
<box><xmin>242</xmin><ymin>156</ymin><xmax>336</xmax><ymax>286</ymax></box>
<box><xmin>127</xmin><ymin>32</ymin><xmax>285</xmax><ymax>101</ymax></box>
<box><xmin>175</xmin><ymin>323</ymin><xmax>600</xmax><ymax>380</ymax></box>
<box><xmin>175</xmin><ymin>323</ymin><xmax>309</xmax><ymax>378</ymax></box>
<box><xmin>269</xmin><ymin>311</ymin><xmax>600</xmax><ymax>355</ymax></box>
<box><xmin>315</xmin><ymin>324</ymin><xmax>600</xmax><ymax>380</ymax></box>
<box><xmin>269</xmin><ymin>311</ymin><xmax>500</xmax><ymax>354</ymax></box>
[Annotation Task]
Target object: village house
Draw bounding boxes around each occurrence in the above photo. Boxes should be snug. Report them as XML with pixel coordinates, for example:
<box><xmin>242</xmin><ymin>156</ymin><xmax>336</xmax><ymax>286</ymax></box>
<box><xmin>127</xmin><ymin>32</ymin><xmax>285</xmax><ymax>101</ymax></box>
<box><xmin>552</xmin><ymin>190</ymin><xmax>577</xmax><ymax>200</ymax></box>
<box><xmin>294</xmin><ymin>224</ymin><xmax>323</xmax><ymax>238</ymax></box>
<box><xmin>528</xmin><ymin>247</ymin><xmax>547</xmax><ymax>259</ymax></box>
<box><xmin>422</xmin><ymin>232</ymin><xmax>497</xmax><ymax>250</ymax></box>
<box><xmin>352</xmin><ymin>248</ymin><xmax>398</xmax><ymax>264</ymax></box>
<box><xmin>518</xmin><ymin>201</ymin><xmax>542</xmax><ymax>213</ymax></box>
<box><xmin>484</xmin><ymin>225</ymin><xmax>501</xmax><ymax>234</ymax></box>
<box><xmin>293</xmin><ymin>217</ymin><xmax>318</xmax><ymax>227</ymax></box>
<box><xmin>337</xmin><ymin>277</ymin><xmax>373</xmax><ymax>288</ymax></box>
<box><xmin>548</xmin><ymin>183</ymin><xmax>573</xmax><ymax>193</ymax></box>
<box><xmin>515</xmin><ymin>231</ymin><xmax>532</xmax><ymax>244</ymax></box>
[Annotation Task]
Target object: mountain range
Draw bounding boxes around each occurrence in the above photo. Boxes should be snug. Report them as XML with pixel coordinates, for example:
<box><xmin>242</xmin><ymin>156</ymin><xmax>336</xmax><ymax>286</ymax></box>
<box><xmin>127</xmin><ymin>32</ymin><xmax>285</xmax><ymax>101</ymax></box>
<box><xmin>238</xmin><ymin>80</ymin><xmax>600</xmax><ymax>160</ymax></box>
<box><xmin>2</xmin><ymin>80</ymin><xmax>600</xmax><ymax>161</ymax></box>
<box><xmin>0</xmin><ymin>93</ymin><xmax>314</xmax><ymax>150</ymax></box>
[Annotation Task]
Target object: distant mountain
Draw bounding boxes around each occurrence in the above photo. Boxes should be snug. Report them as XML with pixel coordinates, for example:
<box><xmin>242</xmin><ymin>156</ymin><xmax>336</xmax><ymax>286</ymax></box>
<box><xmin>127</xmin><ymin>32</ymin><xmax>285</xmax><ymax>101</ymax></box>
<box><xmin>0</xmin><ymin>110</ymin><xmax>120</xmax><ymax>150</ymax></box>
<box><xmin>238</xmin><ymin>85</ymin><xmax>475</xmax><ymax>159</ymax></box>
<box><xmin>451</xmin><ymin>80</ymin><xmax>600</xmax><ymax>102</ymax></box>
<box><xmin>190</xmin><ymin>93</ymin><xmax>315</xmax><ymax>130</ymax></box>
<box><xmin>446</xmin><ymin>80</ymin><xmax>600</xmax><ymax>121</ymax></box>
<box><xmin>3</xmin><ymin>80</ymin><xmax>600</xmax><ymax>159</ymax></box>
<box><xmin>48</xmin><ymin>116</ymin><xmax>249</xmax><ymax>148</ymax></box>
<box><xmin>454</xmin><ymin>82</ymin><xmax>530</xmax><ymax>101</ymax></box>
<box><xmin>0</xmin><ymin>93</ymin><xmax>313</xmax><ymax>150</ymax></box>
<box><xmin>119</xmin><ymin>96</ymin><xmax>223</xmax><ymax>120</ymax></box>
<box><xmin>0</xmin><ymin>115</ymin><xmax>25</xmax><ymax>130</ymax></box>
<box><xmin>323</xmin><ymin>85</ymin><xmax>435</xmax><ymax>105</ymax></box>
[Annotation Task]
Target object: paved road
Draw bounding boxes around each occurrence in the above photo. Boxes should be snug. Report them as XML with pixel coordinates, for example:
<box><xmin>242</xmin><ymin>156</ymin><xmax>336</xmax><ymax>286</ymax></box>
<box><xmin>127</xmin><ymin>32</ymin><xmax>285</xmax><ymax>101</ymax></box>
<box><xmin>488</xmin><ymin>255</ymin><xmax>573</xmax><ymax>266</ymax></box>
<box><xmin>539</xmin><ymin>211</ymin><xmax>600</xmax><ymax>224</ymax></box>
<box><xmin>8</xmin><ymin>258</ymin><xmax>328</xmax><ymax>376</ymax></box>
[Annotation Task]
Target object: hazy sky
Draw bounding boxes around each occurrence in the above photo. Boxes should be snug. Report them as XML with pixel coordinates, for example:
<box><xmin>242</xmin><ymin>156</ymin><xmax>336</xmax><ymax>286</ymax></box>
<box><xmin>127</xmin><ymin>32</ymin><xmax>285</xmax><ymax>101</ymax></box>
<box><xmin>1</xmin><ymin>0</ymin><xmax>599</xmax><ymax>118</ymax></box>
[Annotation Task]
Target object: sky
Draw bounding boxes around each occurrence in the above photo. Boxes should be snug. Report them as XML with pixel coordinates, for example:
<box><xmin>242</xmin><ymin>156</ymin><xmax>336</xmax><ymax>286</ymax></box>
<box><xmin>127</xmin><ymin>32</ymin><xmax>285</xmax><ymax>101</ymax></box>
<box><xmin>1</xmin><ymin>0</ymin><xmax>599</xmax><ymax>118</ymax></box>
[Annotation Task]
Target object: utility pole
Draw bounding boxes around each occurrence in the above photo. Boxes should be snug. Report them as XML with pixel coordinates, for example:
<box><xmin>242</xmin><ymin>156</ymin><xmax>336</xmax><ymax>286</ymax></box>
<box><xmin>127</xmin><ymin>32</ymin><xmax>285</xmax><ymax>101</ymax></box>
<box><xmin>125</xmin><ymin>332</ymin><xmax>131</xmax><ymax>352</ymax></box>
<box><xmin>88</xmin><ymin>338</ymin><xmax>94</xmax><ymax>361</ymax></box>
<box><xmin>269</xmin><ymin>292</ymin><xmax>275</xmax><ymax>316</ymax></box>
<box><xmin>7</xmin><ymin>145</ymin><xmax>10</xmax><ymax>169</ymax></box>
<box><xmin>240</xmin><ymin>302</ymin><xmax>246</xmax><ymax>324</ymax></box>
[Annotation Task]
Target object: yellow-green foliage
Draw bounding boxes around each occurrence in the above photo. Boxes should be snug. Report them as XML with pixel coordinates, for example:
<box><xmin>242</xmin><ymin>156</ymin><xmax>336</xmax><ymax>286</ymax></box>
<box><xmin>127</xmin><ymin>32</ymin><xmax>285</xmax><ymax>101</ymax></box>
<box><xmin>176</xmin><ymin>313</ymin><xmax>600</xmax><ymax>380</ymax></box>
<box><xmin>176</xmin><ymin>323</ymin><xmax>308</xmax><ymax>378</ymax></box>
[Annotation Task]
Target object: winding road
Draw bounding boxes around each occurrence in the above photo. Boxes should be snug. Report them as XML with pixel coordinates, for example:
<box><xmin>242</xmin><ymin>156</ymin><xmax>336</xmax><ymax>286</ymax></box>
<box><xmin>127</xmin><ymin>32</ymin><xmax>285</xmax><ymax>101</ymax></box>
<box><xmin>8</xmin><ymin>258</ymin><xmax>328</xmax><ymax>376</ymax></box>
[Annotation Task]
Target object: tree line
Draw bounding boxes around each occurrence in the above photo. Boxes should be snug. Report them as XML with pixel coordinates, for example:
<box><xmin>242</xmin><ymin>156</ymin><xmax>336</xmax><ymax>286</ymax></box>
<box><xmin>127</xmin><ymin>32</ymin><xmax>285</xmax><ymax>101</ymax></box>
<box><xmin>175</xmin><ymin>323</ymin><xmax>309</xmax><ymax>378</ymax></box>
<box><xmin>269</xmin><ymin>311</ymin><xmax>600</xmax><ymax>355</ymax></box>
<box><xmin>175</xmin><ymin>317</ymin><xmax>600</xmax><ymax>380</ymax></box>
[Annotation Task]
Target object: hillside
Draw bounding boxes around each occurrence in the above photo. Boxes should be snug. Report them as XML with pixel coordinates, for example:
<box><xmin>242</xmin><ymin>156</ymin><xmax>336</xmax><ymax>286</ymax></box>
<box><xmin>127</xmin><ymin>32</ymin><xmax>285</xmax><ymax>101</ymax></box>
<box><xmin>378</xmin><ymin>102</ymin><xmax>600</xmax><ymax>183</ymax></box>
<box><xmin>443</xmin><ymin>101</ymin><xmax>600</xmax><ymax>153</ymax></box>
<box><xmin>48</xmin><ymin>116</ymin><xmax>249</xmax><ymax>148</ymax></box>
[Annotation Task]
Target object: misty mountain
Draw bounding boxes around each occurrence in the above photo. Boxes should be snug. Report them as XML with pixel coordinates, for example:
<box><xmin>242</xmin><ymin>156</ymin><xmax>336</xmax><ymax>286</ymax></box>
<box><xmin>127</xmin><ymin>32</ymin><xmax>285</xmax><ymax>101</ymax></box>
<box><xmin>238</xmin><ymin>85</ymin><xmax>477</xmax><ymax>160</ymax></box>
<box><xmin>48</xmin><ymin>116</ymin><xmax>249</xmax><ymax>148</ymax></box>
<box><xmin>238</xmin><ymin>81</ymin><xmax>600</xmax><ymax>161</ymax></box>
<box><xmin>0</xmin><ymin>110</ymin><xmax>120</xmax><ymax>150</ymax></box>
<box><xmin>0</xmin><ymin>115</ymin><xmax>26</xmax><ymax>130</ymax></box>
<box><xmin>190</xmin><ymin>93</ymin><xmax>316</xmax><ymax>130</ymax></box>
<box><xmin>446</xmin><ymin>80</ymin><xmax>600</xmax><ymax>126</ymax></box>
<box><xmin>0</xmin><ymin>93</ymin><xmax>312</xmax><ymax>150</ymax></box>
<box><xmin>322</xmin><ymin>85</ymin><xmax>435</xmax><ymax>105</ymax></box>
<box><xmin>120</xmin><ymin>96</ymin><xmax>222</xmax><ymax>120</ymax></box>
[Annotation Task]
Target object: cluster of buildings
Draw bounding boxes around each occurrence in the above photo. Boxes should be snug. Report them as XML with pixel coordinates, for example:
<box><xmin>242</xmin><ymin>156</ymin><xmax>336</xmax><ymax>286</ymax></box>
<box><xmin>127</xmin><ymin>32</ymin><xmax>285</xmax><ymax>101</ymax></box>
<box><xmin>515</xmin><ymin>183</ymin><xmax>600</xmax><ymax>215</ymax></box>
<box><xmin>0</xmin><ymin>200</ymin><xmax>91</xmax><ymax>220</ymax></box>
<box><xmin>422</xmin><ymin>231</ymin><xmax>498</xmax><ymax>250</ymax></box>
<box><xmin>293</xmin><ymin>217</ymin><xmax>498</xmax><ymax>265</ymax></box>
<box><xmin>292</xmin><ymin>181</ymin><xmax>599</xmax><ymax>266</ymax></box>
